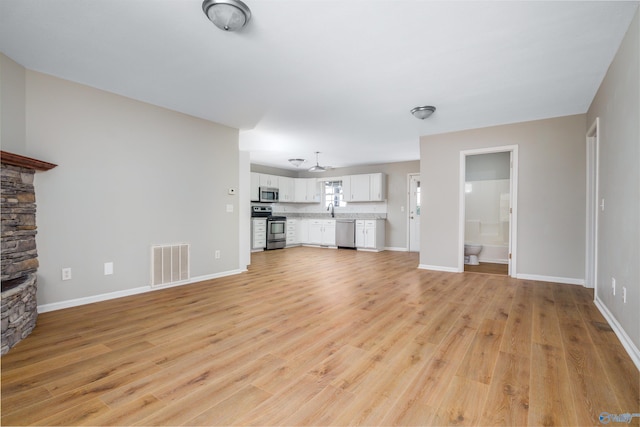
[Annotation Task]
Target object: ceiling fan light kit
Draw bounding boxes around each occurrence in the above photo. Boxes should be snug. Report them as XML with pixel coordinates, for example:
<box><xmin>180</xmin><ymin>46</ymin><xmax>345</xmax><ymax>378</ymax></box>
<box><xmin>411</xmin><ymin>105</ymin><xmax>436</xmax><ymax>120</ymax></box>
<box><xmin>202</xmin><ymin>0</ymin><xmax>251</xmax><ymax>31</ymax></box>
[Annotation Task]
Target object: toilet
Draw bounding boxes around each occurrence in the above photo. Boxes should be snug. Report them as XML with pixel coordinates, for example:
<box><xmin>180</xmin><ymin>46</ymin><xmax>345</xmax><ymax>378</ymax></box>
<box><xmin>464</xmin><ymin>243</ymin><xmax>483</xmax><ymax>265</ymax></box>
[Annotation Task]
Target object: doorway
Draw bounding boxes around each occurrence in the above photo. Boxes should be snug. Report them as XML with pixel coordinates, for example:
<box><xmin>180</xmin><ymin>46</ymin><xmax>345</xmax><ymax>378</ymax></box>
<box><xmin>459</xmin><ymin>146</ymin><xmax>518</xmax><ymax>277</ymax></box>
<box><xmin>585</xmin><ymin>118</ymin><xmax>599</xmax><ymax>290</ymax></box>
<box><xmin>408</xmin><ymin>174</ymin><xmax>421</xmax><ymax>252</ymax></box>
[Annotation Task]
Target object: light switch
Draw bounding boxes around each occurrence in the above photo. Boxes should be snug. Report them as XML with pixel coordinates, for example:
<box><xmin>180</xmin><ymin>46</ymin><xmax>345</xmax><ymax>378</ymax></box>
<box><xmin>226</xmin><ymin>204</ymin><xmax>233</xmax><ymax>213</ymax></box>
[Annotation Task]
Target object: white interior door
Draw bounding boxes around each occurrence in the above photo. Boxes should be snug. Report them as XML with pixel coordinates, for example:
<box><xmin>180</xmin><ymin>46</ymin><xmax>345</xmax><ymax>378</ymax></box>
<box><xmin>408</xmin><ymin>174</ymin><xmax>421</xmax><ymax>252</ymax></box>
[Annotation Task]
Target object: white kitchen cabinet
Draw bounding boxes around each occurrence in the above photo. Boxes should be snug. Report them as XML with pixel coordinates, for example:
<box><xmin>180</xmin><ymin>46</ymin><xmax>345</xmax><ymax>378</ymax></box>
<box><xmin>279</xmin><ymin>176</ymin><xmax>295</xmax><ymax>202</ymax></box>
<box><xmin>323</xmin><ymin>220</ymin><xmax>336</xmax><ymax>246</ymax></box>
<box><xmin>294</xmin><ymin>178</ymin><xmax>320</xmax><ymax>203</ymax></box>
<box><xmin>251</xmin><ymin>173</ymin><xmax>280</xmax><ymax>201</ymax></box>
<box><xmin>355</xmin><ymin>219</ymin><xmax>385</xmax><ymax>251</ymax></box>
<box><xmin>298</xmin><ymin>219</ymin><xmax>309</xmax><ymax>243</ymax></box>
<box><xmin>286</xmin><ymin>219</ymin><xmax>299</xmax><ymax>246</ymax></box>
<box><xmin>343</xmin><ymin>173</ymin><xmax>386</xmax><ymax>202</ymax></box>
<box><xmin>369</xmin><ymin>173</ymin><xmax>386</xmax><ymax>201</ymax></box>
<box><xmin>250</xmin><ymin>172</ymin><xmax>260</xmax><ymax>202</ymax></box>
<box><xmin>259</xmin><ymin>174</ymin><xmax>279</xmax><ymax>188</ymax></box>
<box><xmin>308</xmin><ymin>219</ymin><xmax>335</xmax><ymax>246</ymax></box>
<box><xmin>294</xmin><ymin>179</ymin><xmax>307</xmax><ymax>202</ymax></box>
<box><xmin>347</xmin><ymin>174</ymin><xmax>371</xmax><ymax>201</ymax></box>
<box><xmin>252</xmin><ymin>218</ymin><xmax>267</xmax><ymax>251</ymax></box>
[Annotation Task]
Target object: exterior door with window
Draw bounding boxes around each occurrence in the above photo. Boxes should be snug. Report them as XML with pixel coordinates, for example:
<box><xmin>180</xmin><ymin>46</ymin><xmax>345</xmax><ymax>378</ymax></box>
<box><xmin>409</xmin><ymin>174</ymin><xmax>421</xmax><ymax>252</ymax></box>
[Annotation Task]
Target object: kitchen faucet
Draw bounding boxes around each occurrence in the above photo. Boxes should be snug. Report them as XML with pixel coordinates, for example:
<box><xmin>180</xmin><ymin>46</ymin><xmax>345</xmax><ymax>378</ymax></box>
<box><xmin>327</xmin><ymin>202</ymin><xmax>334</xmax><ymax>218</ymax></box>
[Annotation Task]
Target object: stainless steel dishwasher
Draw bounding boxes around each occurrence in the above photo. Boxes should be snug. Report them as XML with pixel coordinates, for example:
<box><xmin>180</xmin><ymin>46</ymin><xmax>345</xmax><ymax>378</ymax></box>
<box><xmin>335</xmin><ymin>219</ymin><xmax>356</xmax><ymax>248</ymax></box>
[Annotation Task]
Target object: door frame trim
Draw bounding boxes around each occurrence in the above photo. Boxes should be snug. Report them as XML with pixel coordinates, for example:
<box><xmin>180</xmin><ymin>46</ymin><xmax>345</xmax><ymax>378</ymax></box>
<box><xmin>458</xmin><ymin>145</ymin><xmax>518</xmax><ymax>277</ymax></box>
<box><xmin>407</xmin><ymin>173</ymin><xmax>421</xmax><ymax>252</ymax></box>
<box><xmin>585</xmin><ymin>117</ymin><xmax>600</xmax><ymax>290</ymax></box>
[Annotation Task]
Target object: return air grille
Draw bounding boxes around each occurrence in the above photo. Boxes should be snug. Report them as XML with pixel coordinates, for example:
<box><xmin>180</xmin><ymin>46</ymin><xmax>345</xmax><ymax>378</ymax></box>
<box><xmin>151</xmin><ymin>243</ymin><xmax>190</xmax><ymax>287</ymax></box>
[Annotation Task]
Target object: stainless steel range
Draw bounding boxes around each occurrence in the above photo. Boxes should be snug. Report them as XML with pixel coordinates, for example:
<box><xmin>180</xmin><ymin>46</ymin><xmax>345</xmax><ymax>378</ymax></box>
<box><xmin>266</xmin><ymin>216</ymin><xmax>287</xmax><ymax>250</ymax></box>
<box><xmin>251</xmin><ymin>206</ymin><xmax>287</xmax><ymax>250</ymax></box>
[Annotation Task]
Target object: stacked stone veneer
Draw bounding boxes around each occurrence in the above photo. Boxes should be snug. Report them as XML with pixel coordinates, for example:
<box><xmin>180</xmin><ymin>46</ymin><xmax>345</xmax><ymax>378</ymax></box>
<box><xmin>1</xmin><ymin>163</ymin><xmax>39</xmax><ymax>355</ymax></box>
<box><xmin>1</xmin><ymin>274</ymin><xmax>37</xmax><ymax>354</ymax></box>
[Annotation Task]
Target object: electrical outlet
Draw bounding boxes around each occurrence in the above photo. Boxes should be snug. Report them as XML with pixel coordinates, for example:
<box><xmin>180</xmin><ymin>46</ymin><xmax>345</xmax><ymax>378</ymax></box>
<box><xmin>623</xmin><ymin>286</ymin><xmax>627</xmax><ymax>303</ymax></box>
<box><xmin>612</xmin><ymin>278</ymin><xmax>616</xmax><ymax>296</ymax></box>
<box><xmin>61</xmin><ymin>268</ymin><xmax>72</xmax><ymax>281</ymax></box>
<box><xmin>215</xmin><ymin>250</ymin><xmax>221</xmax><ymax>259</ymax></box>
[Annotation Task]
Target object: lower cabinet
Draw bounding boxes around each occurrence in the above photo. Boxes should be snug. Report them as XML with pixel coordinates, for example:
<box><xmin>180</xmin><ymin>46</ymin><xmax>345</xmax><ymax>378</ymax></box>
<box><xmin>308</xmin><ymin>219</ymin><xmax>336</xmax><ymax>246</ymax></box>
<box><xmin>356</xmin><ymin>219</ymin><xmax>385</xmax><ymax>251</ymax></box>
<box><xmin>252</xmin><ymin>218</ymin><xmax>266</xmax><ymax>251</ymax></box>
<box><xmin>286</xmin><ymin>219</ymin><xmax>299</xmax><ymax>246</ymax></box>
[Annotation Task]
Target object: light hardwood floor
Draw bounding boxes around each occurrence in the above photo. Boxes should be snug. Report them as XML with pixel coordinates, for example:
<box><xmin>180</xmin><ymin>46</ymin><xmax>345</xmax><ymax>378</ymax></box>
<box><xmin>464</xmin><ymin>262</ymin><xmax>509</xmax><ymax>275</ymax></box>
<box><xmin>2</xmin><ymin>247</ymin><xmax>638</xmax><ymax>426</ymax></box>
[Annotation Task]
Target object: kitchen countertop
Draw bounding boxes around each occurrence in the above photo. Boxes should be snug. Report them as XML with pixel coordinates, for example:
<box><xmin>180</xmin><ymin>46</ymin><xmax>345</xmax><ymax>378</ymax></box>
<box><xmin>275</xmin><ymin>213</ymin><xmax>386</xmax><ymax>220</ymax></box>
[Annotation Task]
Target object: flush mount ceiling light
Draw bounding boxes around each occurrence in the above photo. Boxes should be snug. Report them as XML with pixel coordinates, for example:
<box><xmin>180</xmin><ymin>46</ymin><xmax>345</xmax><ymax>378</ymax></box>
<box><xmin>308</xmin><ymin>152</ymin><xmax>327</xmax><ymax>172</ymax></box>
<box><xmin>288</xmin><ymin>158</ymin><xmax>305</xmax><ymax>167</ymax></box>
<box><xmin>411</xmin><ymin>105</ymin><xmax>436</xmax><ymax>120</ymax></box>
<box><xmin>202</xmin><ymin>0</ymin><xmax>251</xmax><ymax>31</ymax></box>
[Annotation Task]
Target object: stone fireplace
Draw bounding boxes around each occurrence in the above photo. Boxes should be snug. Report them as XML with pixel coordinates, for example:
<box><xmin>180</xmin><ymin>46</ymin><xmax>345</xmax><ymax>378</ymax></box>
<box><xmin>1</xmin><ymin>151</ymin><xmax>56</xmax><ymax>355</ymax></box>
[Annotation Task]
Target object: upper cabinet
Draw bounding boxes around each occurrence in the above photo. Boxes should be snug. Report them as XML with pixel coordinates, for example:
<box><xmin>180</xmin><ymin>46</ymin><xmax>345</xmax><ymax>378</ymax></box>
<box><xmin>251</xmin><ymin>173</ymin><xmax>280</xmax><ymax>202</ymax></box>
<box><xmin>251</xmin><ymin>173</ymin><xmax>319</xmax><ymax>203</ymax></box>
<box><xmin>250</xmin><ymin>172</ymin><xmax>384</xmax><ymax>203</ymax></box>
<box><xmin>250</xmin><ymin>173</ymin><xmax>260</xmax><ymax>202</ymax></box>
<box><xmin>369</xmin><ymin>173</ymin><xmax>386</xmax><ymax>201</ymax></box>
<box><xmin>259</xmin><ymin>174</ymin><xmax>279</xmax><ymax>188</ymax></box>
<box><xmin>294</xmin><ymin>178</ymin><xmax>319</xmax><ymax>203</ymax></box>
<box><xmin>343</xmin><ymin>173</ymin><xmax>386</xmax><ymax>202</ymax></box>
<box><xmin>279</xmin><ymin>176</ymin><xmax>295</xmax><ymax>202</ymax></box>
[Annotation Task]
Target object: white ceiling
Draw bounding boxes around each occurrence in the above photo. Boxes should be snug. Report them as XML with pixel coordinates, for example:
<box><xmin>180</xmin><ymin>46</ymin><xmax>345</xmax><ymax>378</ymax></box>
<box><xmin>1</xmin><ymin>1</ymin><xmax>637</xmax><ymax>171</ymax></box>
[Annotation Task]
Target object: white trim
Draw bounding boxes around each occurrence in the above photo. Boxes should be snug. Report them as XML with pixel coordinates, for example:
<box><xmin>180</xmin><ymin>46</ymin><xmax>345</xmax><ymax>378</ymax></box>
<box><xmin>515</xmin><ymin>273</ymin><xmax>584</xmax><ymax>286</ymax></box>
<box><xmin>418</xmin><ymin>264</ymin><xmax>459</xmax><ymax>273</ymax></box>
<box><xmin>459</xmin><ymin>145</ymin><xmax>518</xmax><ymax>277</ymax></box>
<box><xmin>407</xmin><ymin>172</ymin><xmax>421</xmax><ymax>253</ymax></box>
<box><xmin>385</xmin><ymin>246</ymin><xmax>408</xmax><ymax>252</ymax></box>
<box><xmin>38</xmin><ymin>269</ymin><xmax>244</xmax><ymax>313</ymax></box>
<box><xmin>585</xmin><ymin>117</ymin><xmax>600</xmax><ymax>290</ymax></box>
<box><xmin>594</xmin><ymin>296</ymin><xmax>640</xmax><ymax>371</ymax></box>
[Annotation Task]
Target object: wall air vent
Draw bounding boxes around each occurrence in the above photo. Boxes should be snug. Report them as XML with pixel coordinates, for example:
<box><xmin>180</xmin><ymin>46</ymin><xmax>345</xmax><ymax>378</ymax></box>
<box><xmin>151</xmin><ymin>243</ymin><xmax>190</xmax><ymax>287</ymax></box>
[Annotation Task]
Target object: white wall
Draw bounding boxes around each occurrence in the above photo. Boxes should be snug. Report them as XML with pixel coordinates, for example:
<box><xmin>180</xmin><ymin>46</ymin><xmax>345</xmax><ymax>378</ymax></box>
<box><xmin>587</xmin><ymin>9</ymin><xmax>639</xmax><ymax>358</ymax></box>
<box><xmin>20</xmin><ymin>70</ymin><xmax>240</xmax><ymax>307</ymax></box>
<box><xmin>420</xmin><ymin>114</ymin><xmax>586</xmax><ymax>282</ymax></box>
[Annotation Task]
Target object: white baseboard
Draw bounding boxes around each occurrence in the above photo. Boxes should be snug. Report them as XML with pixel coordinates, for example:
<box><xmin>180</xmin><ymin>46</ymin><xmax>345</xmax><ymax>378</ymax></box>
<box><xmin>418</xmin><ymin>264</ymin><xmax>460</xmax><ymax>273</ymax></box>
<box><xmin>515</xmin><ymin>273</ymin><xmax>584</xmax><ymax>286</ymax></box>
<box><xmin>38</xmin><ymin>269</ymin><xmax>244</xmax><ymax>313</ymax></box>
<box><xmin>594</xmin><ymin>297</ymin><xmax>640</xmax><ymax>371</ymax></box>
<box><xmin>385</xmin><ymin>246</ymin><xmax>409</xmax><ymax>252</ymax></box>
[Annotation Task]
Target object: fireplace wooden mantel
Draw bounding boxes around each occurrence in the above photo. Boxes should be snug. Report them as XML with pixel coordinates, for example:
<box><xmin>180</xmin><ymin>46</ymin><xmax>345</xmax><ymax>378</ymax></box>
<box><xmin>0</xmin><ymin>151</ymin><xmax>57</xmax><ymax>171</ymax></box>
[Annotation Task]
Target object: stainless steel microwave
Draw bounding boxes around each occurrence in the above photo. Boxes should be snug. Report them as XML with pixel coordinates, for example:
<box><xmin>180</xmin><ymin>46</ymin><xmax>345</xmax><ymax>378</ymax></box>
<box><xmin>259</xmin><ymin>187</ymin><xmax>279</xmax><ymax>203</ymax></box>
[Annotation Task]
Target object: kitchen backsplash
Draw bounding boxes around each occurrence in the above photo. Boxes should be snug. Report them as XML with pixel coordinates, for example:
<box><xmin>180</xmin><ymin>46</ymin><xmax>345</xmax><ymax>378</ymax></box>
<box><xmin>271</xmin><ymin>200</ymin><xmax>387</xmax><ymax>216</ymax></box>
